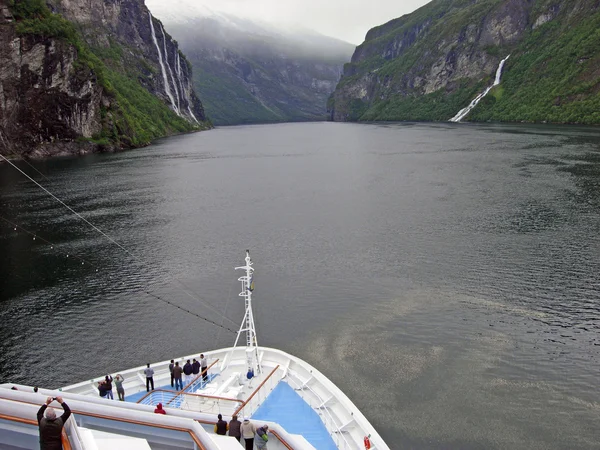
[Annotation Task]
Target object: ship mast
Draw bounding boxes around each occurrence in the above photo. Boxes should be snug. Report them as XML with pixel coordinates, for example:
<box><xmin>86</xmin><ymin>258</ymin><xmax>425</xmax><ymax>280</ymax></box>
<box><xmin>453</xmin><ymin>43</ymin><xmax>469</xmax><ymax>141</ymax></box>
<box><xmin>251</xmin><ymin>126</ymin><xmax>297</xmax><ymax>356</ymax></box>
<box><xmin>233</xmin><ymin>250</ymin><xmax>261</xmax><ymax>377</ymax></box>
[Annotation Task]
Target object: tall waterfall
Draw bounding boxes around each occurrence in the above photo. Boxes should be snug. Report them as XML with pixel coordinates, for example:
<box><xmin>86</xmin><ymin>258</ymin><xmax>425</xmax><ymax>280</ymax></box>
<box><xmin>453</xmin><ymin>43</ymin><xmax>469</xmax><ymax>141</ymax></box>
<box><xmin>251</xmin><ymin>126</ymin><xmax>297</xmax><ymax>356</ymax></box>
<box><xmin>176</xmin><ymin>52</ymin><xmax>200</xmax><ymax>124</ymax></box>
<box><xmin>148</xmin><ymin>14</ymin><xmax>180</xmax><ymax>116</ymax></box>
<box><xmin>160</xmin><ymin>24</ymin><xmax>182</xmax><ymax>113</ymax></box>
<box><xmin>449</xmin><ymin>55</ymin><xmax>510</xmax><ymax>123</ymax></box>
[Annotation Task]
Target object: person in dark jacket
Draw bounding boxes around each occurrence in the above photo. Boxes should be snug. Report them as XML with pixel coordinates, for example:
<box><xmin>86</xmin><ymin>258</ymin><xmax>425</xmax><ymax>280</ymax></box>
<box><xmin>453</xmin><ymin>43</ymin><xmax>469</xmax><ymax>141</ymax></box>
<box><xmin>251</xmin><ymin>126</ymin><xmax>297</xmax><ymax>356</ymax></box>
<box><xmin>183</xmin><ymin>359</ymin><xmax>193</xmax><ymax>386</ymax></box>
<box><xmin>214</xmin><ymin>413</ymin><xmax>229</xmax><ymax>435</ymax></box>
<box><xmin>37</xmin><ymin>396</ymin><xmax>71</xmax><ymax>450</ymax></box>
<box><xmin>192</xmin><ymin>358</ymin><xmax>200</xmax><ymax>378</ymax></box>
<box><xmin>104</xmin><ymin>375</ymin><xmax>113</xmax><ymax>400</ymax></box>
<box><xmin>173</xmin><ymin>361</ymin><xmax>184</xmax><ymax>390</ymax></box>
<box><xmin>228</xmin><ymin>414</ymin><xmax>242</xmax><ymax>442</ymax></box>
<box><xmin>97</xmin><ymin>381</ymin><xmax>108</xmax><ymax>398</ymax></box>
<box><xmin>169</xmin><ymin>360</ymin><xmax>175</xmax><ymax>387</ymax></box>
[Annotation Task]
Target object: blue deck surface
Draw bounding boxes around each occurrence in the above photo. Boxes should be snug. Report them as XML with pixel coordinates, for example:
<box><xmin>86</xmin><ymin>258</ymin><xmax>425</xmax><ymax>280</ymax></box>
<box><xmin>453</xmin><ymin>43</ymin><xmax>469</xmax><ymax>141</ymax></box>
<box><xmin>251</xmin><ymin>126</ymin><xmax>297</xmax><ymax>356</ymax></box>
<box><xmin>252</xmin><ymin>382</ymin><xmax>337</xmax><ymax>450</ymax></box>
<box><xmin>124</xmin><ymin>374</ymin><xmax>217</xmax><ymax>404</ymax></box>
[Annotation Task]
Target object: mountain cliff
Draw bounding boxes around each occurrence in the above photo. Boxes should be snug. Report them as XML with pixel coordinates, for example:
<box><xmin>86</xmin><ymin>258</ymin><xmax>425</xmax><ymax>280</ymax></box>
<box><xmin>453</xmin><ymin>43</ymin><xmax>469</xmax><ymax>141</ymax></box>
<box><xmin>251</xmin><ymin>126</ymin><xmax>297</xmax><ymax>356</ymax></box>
<box><xmin>329</xmin><ymin>0</ymin><xmax>600</xmax><ymax>125</ymax></box>
<box><xmin>0</xmin><ymin>0</ymin><xmax>210</xmax><ymax>158</ymax></box>
<box><xmin>146</xmin><ymin>0</ymin><xmax>354</xmax><ymax>125</ymax></box>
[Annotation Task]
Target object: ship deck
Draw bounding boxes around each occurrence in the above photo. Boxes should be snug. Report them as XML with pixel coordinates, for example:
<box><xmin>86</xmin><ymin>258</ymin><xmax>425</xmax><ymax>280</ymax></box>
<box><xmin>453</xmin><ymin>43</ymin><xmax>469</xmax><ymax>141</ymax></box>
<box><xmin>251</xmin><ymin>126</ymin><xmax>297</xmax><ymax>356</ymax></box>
<box><xmin>51</xmin><ymin>345</ymin><xmax>387</xmax><ymax>449</ymax></box>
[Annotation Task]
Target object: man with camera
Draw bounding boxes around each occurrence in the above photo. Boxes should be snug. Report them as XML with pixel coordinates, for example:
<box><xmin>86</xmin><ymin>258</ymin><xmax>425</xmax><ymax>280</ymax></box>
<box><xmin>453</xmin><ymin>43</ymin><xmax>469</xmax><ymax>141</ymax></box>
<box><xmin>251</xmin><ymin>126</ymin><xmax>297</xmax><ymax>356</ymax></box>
<box><xmin>37</xmin><ymin>396</ymin><xmax>72</xmax><ymax>450</ymax></box>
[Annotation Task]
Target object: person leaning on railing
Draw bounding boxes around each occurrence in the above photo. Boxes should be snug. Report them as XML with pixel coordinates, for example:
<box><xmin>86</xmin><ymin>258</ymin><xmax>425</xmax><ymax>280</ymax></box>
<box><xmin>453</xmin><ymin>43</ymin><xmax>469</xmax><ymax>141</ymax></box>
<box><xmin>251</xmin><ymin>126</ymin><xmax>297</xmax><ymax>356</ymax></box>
<box><xmin>241</xmin><ymin>417</ymin><xmax>256</xmax><ymax>450</ymax></box>
<box><xmin>229</xmin><ymin>414</ymin><xmax>242</xmax><ymax>442</ymax></box>
<box><xmin>254</xmin><ymin>424</ymin><xmax>269</xmax><ymax>449</ymax></box>
<box><xmin>214</xmin><ymin>413</ymin><xmax>228</xmax><ymax>435</ymax></box>
<box><xmin>37</xmin><ymin>396</ymin><xmax>71</xmax><ymax>450</ymax></box>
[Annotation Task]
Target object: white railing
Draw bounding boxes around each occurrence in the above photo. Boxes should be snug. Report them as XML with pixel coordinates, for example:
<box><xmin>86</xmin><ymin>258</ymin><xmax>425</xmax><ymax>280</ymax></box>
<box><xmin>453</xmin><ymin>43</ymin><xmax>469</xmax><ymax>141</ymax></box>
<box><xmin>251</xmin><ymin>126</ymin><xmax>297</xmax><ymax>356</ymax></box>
<box><xmin>137</xmin><ymin>390</ymin><xmax>178</xmax><ymax>408</ymax></box>
<box><xmin>232</xmin><ymin>365</ymin><xmax>282</xmax><ymax>419</ymax></box>
<box><xmin>285</xmin><ymin>370</ymin><xmax>355</xmax><ymax>450</ymax></box>
<box><xmin>65</xmin><ymin>416</ymin><xmax>85</xmax><ymax>450</ymax></box>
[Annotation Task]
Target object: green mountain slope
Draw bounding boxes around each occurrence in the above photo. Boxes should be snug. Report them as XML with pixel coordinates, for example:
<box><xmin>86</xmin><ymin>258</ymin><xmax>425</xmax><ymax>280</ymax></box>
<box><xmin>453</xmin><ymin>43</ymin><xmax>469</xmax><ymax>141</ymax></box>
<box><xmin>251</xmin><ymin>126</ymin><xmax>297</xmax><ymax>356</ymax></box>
<box><xmin>330</xmin><ymin>0</ymin><xmax>600</xmax><ymax>125</ymax></box>
<box><xmin>1</xmin><ymin>0</ymin><xmax>210</xmax><ymax>158</ymax></box>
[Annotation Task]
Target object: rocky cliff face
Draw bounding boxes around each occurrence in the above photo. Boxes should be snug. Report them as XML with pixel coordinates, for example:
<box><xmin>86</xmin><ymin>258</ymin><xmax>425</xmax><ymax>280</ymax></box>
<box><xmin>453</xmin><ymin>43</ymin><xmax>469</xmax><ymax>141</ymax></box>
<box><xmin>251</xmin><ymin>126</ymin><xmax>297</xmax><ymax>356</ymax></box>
<box><xmin>330</xmin><ymin>0</ymin><xmax>600</xmax><ymax>125</ymax></box>
<box><xmin>51</xmin><ymin>0</ymin><xmax>204</xmax><ymax>123</ymax></box>
<box><xmin>145</xmin><ymin>3</ymin><xmax>354</xmax><ymax>125</ymax></box>
<box><xmin>0</xmin><ymin>0</ymin><xmax>209</xmax><ymax>158</ymax></box>
<box><xmin>0</xmin><ymin>1</ymin><xmax>102</xmax><ymax>156</ymax></box>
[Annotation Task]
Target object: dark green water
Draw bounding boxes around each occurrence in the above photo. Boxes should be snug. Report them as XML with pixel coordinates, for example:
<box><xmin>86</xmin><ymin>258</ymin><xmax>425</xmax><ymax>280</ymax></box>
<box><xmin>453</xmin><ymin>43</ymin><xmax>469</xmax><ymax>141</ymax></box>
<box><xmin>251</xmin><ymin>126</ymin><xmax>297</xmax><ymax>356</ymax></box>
<box><xmin>1</xmin><ymin>122</ymin><xmax>599</xmax><ymax>449</ymax></box>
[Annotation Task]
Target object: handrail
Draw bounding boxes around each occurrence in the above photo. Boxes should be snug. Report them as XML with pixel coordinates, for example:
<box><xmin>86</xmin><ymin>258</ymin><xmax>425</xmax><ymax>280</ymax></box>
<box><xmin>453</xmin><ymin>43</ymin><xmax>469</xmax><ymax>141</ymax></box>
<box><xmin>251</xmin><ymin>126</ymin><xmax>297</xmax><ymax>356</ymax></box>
<box><xmin>269</xmin><ymin>429</ymin><xmax>294</xmax><ymax>450</ymax></box>
<box><xmin>0</xmin><ymin>400</ymin><xmax>206</xmax><ymax>450</ymax></box>
<box><xmin>0</xmin><ymin>412</ymin><xmax>35</xmax><ymax>425</ymax></box>
<box><xmin>166</xmin><ymin>359</ymin><xmax>221</xmax><ymax>406</ymax></box>
<box><xmin>138</xmin><ymin>388</ymin><xmax>244</xmax><ymax>404</ymax></box>
<box><xmin>0</xmin><ymin>413</ymin><xmax>72</xmax><ymax>450</ymax></box>
<box><xmin>136</xmin><ymin>359</ymin><xmax>220</xmax><ymax>405</ymax></box>
<box><xmin>233</xmin><ymin>364</ymin><xmax>280</xmax><ymax>417</ymax></box>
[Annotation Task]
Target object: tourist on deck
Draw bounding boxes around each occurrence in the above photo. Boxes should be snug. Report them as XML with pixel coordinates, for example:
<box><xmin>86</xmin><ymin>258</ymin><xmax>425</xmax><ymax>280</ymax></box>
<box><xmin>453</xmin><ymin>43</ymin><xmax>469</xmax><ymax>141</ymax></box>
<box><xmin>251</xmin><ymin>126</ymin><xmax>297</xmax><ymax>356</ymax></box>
<box><xmin>97</xmin><ymin>380</ymin><xmax>108</xmax><ymax>399</ymax></box>
<box><xmin>37</xmin><ymin>396</ymin><xmax>71</xmax><ymax>450</ymax></box>
<box><xmin>169</xmin><ymin>360</ymin><xmax>175</xmax><ymax>387</ymax></box>
<box><xmin>173</xmin><ymin>361</ymin><xmax>184</xmax><ymax>390</ymax></box>
<box><xmin>228</xmin><ymin>414</ymin><xmax>242</xmax><ymax>442</ymax></box>
<box><xmin>183</xmin><ymin>359</ymin><xmax>193</xmax><ymax>386</ymax></box>
<box><xmin>241</xmin><ymin>417</ymin><xmax>256</xmax><ymax>450</ymax></box>
<box><xmin>114</xmin><ymin>374</ymin><xmax>125</xmax><ymax>401</ymax></box>
<box><xmin>104</xmin><ymin>375</ymin><xmax>114</xmax><ymax>400</ymax></box>
<box><xmin>214</xmin><ymin>413</ymin><xmax>228</xmax><ymax>435</ymax></box>
<box><xmin>154</xmin><ymin>403</ymin><xmax>167</xmax><ymax>415</ymax></box>
<box><xmin>143</xmin><ymin>363</ymin><xmax>155</xmax><ymax>392</ymax></box>
<box><xmin>192</xmin><ymin>358</ymin><xmax>200</xmax><ymax>379</ymax></box>
<box><xmin>254</xmin><ymin>424</ymin><xmax>269</xmax><ymax>449</ymax></box>
<box><xmin>200</xmin><ymin>354</ymin><xmax>208</xmax><ymax>382</ymax></box>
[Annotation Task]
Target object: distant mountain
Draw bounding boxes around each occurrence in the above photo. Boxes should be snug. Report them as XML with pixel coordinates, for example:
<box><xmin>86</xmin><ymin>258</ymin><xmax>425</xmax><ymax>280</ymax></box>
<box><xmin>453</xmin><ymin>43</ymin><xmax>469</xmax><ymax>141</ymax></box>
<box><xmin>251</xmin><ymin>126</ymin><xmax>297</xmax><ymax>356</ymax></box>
<box><xmin>146</xmin><ymin>0</ymin><xmax>355</xmax><ymax>125</ymax></box>
<box><xmin>330</xmin><ymin>0</ymin><xmax>600</xmax><ymax>125</ymax></box>
<box><xmin>0</xmin><ymin>0</ymin><xmax>210</xmax><ymax>158</ymax></box>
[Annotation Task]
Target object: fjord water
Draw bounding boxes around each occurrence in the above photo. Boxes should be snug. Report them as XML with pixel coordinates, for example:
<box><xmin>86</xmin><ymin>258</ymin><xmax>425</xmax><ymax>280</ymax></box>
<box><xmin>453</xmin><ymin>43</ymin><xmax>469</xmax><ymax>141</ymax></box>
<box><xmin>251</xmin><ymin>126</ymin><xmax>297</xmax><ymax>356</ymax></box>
<box><xmin>1</xmin><ymin>122</ymin><xmax>599</xmax><ymax>449</ymax></box>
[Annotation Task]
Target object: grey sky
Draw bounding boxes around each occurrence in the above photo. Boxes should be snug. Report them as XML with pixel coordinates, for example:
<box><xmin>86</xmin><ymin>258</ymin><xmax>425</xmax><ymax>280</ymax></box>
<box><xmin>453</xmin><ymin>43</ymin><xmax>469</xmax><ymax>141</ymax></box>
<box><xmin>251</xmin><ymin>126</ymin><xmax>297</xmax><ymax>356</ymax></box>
<box><xmin>149</xmin><ymin>0</ymin><xmax>431</xmax><ymax>44</ymax></box>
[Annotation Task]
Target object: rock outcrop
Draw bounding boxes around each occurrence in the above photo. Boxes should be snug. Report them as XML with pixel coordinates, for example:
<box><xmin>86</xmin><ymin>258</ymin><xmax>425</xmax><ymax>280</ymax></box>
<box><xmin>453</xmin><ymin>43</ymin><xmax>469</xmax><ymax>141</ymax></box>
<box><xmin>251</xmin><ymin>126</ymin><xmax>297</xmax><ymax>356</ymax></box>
<box><xmin>0</xmin><ymin>2</ymin><xmax>103</xmax><ymax>157</ymax></box>
<box><xmin>329</xmin><ymin>0</ymin><xmax>600</xmax><ymax>125</ymax></box>
<box><xmin>0</xmin><ymin>0</ymin><xmax>210</xmax><ymax>158</ymax></box>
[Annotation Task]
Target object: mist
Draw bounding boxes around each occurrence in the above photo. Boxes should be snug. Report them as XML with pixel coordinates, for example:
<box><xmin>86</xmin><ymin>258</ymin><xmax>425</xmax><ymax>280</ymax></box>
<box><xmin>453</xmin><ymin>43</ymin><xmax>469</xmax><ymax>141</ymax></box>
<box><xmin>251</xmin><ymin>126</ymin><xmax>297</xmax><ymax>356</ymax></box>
<box><xmin>145</xmin><ymin>0</ymin><xmax>432</xmax><ymax>44</ymax></box>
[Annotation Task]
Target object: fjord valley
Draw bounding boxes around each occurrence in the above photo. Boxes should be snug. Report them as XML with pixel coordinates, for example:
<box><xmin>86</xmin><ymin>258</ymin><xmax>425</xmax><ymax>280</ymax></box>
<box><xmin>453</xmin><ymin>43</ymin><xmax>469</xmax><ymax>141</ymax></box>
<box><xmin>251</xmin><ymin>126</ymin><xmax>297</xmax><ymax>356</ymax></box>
<box><xmin>330</xmin><ymin>0</ymin><xmax>600</xmax><ymax>125</ymax></box>
<box><xmin>0</xmin><ymin>0</ymin><xmax>210</xmax><ymax>159</ymax></box>
<box><xmin>145</xmin><ymin>0</ymin><xmax>354</xmax><ymax>125</ymax></box>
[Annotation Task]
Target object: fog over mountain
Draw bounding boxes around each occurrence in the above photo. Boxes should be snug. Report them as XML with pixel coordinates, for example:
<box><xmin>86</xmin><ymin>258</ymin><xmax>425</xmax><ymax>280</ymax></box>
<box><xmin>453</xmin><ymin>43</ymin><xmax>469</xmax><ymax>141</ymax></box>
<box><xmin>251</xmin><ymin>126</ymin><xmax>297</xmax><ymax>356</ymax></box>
<box><xmin>146</xmin><ymin>0</ymin><xmax>355</xmax><ymax>125</ymax></box>
<box><xmin>146</xmin><ymin>0</ymin><xmax>431</xmax><ymax>44</ymax></box>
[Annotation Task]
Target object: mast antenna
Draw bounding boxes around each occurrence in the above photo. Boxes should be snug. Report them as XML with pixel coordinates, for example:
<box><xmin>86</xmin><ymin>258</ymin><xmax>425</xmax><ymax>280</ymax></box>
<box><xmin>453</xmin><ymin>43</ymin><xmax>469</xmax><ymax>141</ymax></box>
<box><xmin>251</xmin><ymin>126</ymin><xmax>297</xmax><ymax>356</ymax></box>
<box><xmin>231</xmin><ymin>250</ymin><xmax>261</xmax><ymax>377</ymax></box>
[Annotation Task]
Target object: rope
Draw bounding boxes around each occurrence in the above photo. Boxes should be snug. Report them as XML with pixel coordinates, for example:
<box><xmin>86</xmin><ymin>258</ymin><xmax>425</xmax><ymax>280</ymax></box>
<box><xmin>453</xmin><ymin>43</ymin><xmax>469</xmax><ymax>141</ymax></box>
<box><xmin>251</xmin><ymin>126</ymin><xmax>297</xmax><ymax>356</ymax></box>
<box><xmin>0</xmin><ymin>154</ymin><xmax>131</xmax><ymax>255</ymax></box>
<box><xmin>0</xmin><ymin>155</ymin><xmax>239</xmax><ymax>333</ymax></box>
<box><xmin>1</xmin><ymin>214</ymin><xmax>238</xmax><ymax>334</ymax></box>
<box><xmin>0</xmin><ymin>215</ymin><xmax>95</xmax><ymax>267</ymax></box>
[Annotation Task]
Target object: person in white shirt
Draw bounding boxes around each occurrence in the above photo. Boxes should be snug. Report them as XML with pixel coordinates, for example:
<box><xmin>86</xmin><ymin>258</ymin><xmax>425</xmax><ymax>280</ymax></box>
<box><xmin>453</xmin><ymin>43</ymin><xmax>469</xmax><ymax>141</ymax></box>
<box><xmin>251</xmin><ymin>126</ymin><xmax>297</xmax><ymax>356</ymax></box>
<box><xmin>200</xmin><ymin>354</ymin><xmax>208</xmax><ymax>382</ymax></box>
<box><xmin>143</xmin><ymin>363</ymin><xmax>155</xmax><ymax>392</ymax></box>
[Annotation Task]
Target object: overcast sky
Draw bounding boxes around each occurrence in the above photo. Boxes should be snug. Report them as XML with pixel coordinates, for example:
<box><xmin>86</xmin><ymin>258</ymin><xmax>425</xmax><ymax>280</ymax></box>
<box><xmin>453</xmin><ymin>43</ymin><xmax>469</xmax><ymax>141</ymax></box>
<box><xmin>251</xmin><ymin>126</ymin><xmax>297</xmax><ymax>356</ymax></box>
<box><xmin>148</xmin><ymin>0</ymin><xmax>432</xmax><ymax>44</ymax></box>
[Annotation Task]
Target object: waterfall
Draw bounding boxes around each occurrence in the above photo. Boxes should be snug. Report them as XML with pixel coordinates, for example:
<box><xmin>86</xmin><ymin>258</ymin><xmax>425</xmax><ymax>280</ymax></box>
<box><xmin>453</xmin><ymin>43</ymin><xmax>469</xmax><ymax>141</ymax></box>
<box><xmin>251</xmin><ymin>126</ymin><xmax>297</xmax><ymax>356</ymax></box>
<box><xmin>176</xmin><ymin>52</ymin><xmax>200</xmax><ymax>124</ymax></box>
<box><xmin>160</xmin><ymin>24</ymin><xmax>181</xmax><ymax>113</ymax></box>
<box><xmin>148</xmin><ymin>14</ymin><xmax>180</xmax><ymax>116</ymax></box>
<box><xmin>449</xmin><ymin>55</ymin><xmax>510</xmax><ymax>123</ymax></box>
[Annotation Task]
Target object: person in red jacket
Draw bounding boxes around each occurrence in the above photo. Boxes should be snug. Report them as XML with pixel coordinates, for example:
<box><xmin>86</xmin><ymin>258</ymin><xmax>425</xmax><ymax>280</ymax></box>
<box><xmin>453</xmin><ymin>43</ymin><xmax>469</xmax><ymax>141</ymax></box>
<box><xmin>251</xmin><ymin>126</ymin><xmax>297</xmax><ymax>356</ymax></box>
<box><xmin>154</xmin><ymin>403</ymin><xmax>167</xmax><ymax>415</ymax></box>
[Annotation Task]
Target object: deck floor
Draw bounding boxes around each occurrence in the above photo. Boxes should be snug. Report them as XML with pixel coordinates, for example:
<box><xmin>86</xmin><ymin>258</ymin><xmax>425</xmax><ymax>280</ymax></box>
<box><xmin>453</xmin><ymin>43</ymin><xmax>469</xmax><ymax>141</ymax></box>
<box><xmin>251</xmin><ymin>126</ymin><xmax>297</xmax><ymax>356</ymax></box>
<box><xmin>124</xmin><ymin>374</ymin><xmax>217</xmax><ymax>403</ymax></box>
<box><xmin>252</xmin><ymin>382</ymin><xmax>337</xmax><ymax>450</ymax></box>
